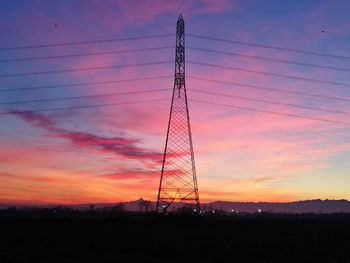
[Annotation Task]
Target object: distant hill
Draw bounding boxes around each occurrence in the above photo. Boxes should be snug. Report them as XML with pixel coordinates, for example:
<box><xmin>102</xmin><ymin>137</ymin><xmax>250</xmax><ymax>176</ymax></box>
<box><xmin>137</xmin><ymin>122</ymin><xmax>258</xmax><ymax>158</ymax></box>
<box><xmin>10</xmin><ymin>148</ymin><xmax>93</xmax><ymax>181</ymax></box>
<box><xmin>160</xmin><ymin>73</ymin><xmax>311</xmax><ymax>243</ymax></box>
<box><xmin>205</xmin><ymin>199</ymin><xmax>350</xmax><ymax>213</ymax></box>
<box><xmin>2</xmin><ymin>199</ymin><xmax>350</xmax><ymax>213</ymax></box>
<box><xmin>77</xmin><ymin>199</ymin><xmax>350</xmax><ymax>213</ymax></box>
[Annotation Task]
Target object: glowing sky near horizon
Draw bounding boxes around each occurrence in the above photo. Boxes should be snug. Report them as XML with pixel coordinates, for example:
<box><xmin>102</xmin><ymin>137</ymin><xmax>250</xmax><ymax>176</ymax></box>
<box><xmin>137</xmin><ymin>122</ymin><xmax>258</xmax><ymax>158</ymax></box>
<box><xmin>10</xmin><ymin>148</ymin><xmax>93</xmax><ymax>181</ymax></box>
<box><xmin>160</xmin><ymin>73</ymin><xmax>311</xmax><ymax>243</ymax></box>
<box><xmin>1</xmin><ymin>0</ymin><xmax>350</xmax><ymax>204</ymax></box>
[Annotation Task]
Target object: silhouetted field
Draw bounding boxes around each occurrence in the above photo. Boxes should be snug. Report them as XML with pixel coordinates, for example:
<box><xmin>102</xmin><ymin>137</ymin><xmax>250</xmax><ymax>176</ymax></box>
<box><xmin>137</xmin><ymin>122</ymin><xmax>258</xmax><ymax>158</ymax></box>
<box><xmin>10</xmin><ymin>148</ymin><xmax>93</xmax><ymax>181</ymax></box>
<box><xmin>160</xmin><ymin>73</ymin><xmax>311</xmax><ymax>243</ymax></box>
<box><xmin>1</xmin><ymin>211</ymin><xmax>350</xmax><ymax>262</ymax></box>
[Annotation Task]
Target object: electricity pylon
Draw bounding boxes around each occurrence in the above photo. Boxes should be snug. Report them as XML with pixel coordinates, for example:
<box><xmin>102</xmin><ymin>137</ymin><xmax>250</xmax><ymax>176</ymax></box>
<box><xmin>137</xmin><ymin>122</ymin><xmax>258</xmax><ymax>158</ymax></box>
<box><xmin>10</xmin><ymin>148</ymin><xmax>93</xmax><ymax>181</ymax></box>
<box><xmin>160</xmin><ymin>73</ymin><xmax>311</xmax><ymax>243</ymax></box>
<box><xmin>156</xmin><ymin>14</ymin><xmax>200</xmax><ymax>214</ymax></box>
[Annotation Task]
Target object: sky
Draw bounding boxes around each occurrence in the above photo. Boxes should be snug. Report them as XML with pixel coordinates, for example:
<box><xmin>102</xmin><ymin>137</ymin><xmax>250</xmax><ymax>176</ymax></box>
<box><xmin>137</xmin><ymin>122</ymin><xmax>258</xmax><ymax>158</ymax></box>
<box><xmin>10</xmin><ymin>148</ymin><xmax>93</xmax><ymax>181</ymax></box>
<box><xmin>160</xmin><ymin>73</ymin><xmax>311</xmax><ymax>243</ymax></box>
<box><xmin>1</xmin><ymin>0</ymin><xmax>350</xmax><ymax>205</ymax></box>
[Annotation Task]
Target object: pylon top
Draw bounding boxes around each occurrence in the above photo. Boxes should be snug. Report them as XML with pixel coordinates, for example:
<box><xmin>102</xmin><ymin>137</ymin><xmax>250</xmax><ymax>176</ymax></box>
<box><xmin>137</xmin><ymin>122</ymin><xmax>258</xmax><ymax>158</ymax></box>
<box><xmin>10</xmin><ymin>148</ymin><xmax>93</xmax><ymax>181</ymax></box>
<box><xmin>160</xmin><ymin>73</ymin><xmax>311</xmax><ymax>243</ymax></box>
<box><xmin>178</xmin><ymin>13</ymin><xmax>183</xmax><ymax>20</ymax></box>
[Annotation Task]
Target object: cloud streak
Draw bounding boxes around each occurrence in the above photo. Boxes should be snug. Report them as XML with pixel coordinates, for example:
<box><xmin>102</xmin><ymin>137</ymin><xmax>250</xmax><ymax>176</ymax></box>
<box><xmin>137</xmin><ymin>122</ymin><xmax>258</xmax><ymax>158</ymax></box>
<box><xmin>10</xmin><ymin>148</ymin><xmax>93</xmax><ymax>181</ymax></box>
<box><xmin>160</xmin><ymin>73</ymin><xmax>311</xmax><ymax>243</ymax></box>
<box><xmin>11</xmin><ymin>111</ymin><xmax>164</xmax><ymax>163</ymax></box>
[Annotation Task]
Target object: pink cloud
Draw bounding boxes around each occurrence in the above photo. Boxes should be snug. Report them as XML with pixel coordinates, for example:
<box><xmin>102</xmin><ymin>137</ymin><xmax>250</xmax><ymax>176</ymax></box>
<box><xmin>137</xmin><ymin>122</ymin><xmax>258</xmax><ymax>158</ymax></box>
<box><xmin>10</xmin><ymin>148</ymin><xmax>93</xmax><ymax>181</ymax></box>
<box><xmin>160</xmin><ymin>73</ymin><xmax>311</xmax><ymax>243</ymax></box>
<box><xmin>113</xmin><ymin>0</ymin><xmax>236</xmax><ymax>25</ymax></box>
<box><xmin>11</xmin><ymin>111</ymin><xmax>164</xmax><ymax>163</ymax></box>
<box><xmin>98</xmin><ymin>169</ymin><xmax>160</xmax><ymax>180</ymax></box>
<box><xmin>0</xmin><ymin>172</ymin><xmax>58</xmax><ymax>183</ymax></box>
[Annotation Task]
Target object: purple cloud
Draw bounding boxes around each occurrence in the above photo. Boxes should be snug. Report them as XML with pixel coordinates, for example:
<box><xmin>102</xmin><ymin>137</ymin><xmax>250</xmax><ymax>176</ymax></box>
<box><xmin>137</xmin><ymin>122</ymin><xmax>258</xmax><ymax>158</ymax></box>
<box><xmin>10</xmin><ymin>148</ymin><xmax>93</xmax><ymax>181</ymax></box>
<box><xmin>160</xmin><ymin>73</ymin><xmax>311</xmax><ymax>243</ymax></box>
<box><xmin>11</xmin><ymin>111</ymin><xmax>164</xmax><ymax>163</ymax></box>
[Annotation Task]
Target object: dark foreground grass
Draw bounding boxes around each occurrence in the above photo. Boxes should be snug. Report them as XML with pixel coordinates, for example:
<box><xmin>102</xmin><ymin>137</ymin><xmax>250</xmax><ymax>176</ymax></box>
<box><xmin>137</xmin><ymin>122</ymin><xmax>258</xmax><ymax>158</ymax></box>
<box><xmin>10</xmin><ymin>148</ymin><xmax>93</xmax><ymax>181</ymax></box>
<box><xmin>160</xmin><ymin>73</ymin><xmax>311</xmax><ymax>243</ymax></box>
<box><xmin>1</xmin><ymin>214</ymin><xmax>350</xmax><ymax>263</ymax></box>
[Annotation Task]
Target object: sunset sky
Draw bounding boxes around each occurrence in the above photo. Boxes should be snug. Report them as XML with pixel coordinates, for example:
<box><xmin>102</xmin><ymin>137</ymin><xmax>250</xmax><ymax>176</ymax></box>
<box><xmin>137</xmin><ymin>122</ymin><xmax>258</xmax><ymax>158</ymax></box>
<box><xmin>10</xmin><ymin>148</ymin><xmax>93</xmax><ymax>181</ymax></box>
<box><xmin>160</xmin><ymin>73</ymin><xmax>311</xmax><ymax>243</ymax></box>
<box><xmin>1</xmin><ymin>0</ymin><xmax>350</xmax><ymax>205</ymax></box>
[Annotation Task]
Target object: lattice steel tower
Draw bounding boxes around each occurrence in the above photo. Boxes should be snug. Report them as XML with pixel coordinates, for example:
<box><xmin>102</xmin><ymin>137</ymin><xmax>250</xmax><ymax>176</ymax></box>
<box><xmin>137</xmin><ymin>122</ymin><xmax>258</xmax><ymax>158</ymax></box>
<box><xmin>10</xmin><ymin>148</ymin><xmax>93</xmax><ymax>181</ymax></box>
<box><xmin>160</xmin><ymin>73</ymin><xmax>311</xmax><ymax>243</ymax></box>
<box><xmin>156</xmin><ymin>14</ymin><xmax>200</xmax><ymax>213</ymax></box>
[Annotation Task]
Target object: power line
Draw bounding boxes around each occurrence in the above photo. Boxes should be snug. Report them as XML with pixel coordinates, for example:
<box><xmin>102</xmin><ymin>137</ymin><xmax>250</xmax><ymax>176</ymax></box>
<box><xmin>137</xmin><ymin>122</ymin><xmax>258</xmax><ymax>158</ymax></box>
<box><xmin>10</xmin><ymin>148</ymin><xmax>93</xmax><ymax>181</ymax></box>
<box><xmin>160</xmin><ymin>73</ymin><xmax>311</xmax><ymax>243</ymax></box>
<box><xmin>188</xmin><ymin>61</ymin><xmax>350</xmax><ymax>88</ymax></box>
<box><xmin>0</xmin><ymin>34</ymin><xmax>173</xmax><ymax>51</ymax></box>
<box><xmin>2</xmin><ymin>73</ymin><xmax>348</xmax><ymax>104</ymax></box>
<box><xmin>188</xmin><ymin>46</ymin><xmax>350</xmax><ymax>73</ymax></box>
<box><xmin>187</xmin><ymin>34</ymin><xmax>350</xmax><ymax>61</ymax></box>
<box><xmin>0</xmin><ymin>46</ymin><xmax>174</xmax><ymax>63</ymax></box>
<box><xmin>0</xmin><ymin>75</ymin><xmax>172</xmax><ymax>92</ymax></box>
<box><xmin>0</xmin><ymin>60</ymin><xmax>173</xmax><ymax>78</ymax></box>
<box><xmin>191</xmin><ymin>89</ymin><xmax>350</xmax><ymax>116</ymax></box>
<box><xmin>3</xmin><ymin>32</ymin><xmax>347</xmax><ymax>61</ymax></box>
<box><xmin>190</xmin><ymin>99</ymin><xmax>350</xmax><ymax>126</ymax></box>
<box><xmin>188</xmin><ymin>76</ymin><xmax>350</xmax><ymax>102</ymax></box>
<box><xmin>0</xmin><ymin>98</ymin><xmax>169</xmax><ymax>115</ymax></box>
<box><xmin>10</xmin><ymin>44</ymin><xmax>346</xmax><ymax>74</ymax></box>
<box><xmin>0</xmin><ymin>88</ymin><xmax>168</xmax><ymax>106</ymax></box>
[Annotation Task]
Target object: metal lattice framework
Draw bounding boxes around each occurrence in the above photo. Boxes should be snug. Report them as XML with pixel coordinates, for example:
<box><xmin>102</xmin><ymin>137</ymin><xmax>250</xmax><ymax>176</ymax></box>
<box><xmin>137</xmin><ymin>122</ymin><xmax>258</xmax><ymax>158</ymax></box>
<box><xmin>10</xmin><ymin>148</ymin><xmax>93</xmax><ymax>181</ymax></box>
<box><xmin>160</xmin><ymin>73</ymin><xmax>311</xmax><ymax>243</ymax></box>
<box><xmin>156</xmin><ymin>14</ymin><xmax>200</xmax><ymax>214</ymax></box>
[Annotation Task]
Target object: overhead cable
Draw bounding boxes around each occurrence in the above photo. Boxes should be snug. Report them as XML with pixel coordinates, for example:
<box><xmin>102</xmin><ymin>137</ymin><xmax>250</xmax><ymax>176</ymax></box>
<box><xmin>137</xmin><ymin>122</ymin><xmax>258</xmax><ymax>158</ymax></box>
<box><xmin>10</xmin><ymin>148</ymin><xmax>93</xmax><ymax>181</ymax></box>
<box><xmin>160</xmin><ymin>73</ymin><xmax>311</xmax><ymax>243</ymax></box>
<box><xmin>0</xmin><ymin>98</ymin><xmax>169</xmax><ymax>115</ymax></box>
<box><xmin>0</xmin><ymin>88</ymin><xmax>169</xmax><ymax>106</ymax></box>
<box><xmin>188</xmin><ymin>61</ymin><xmax>350</xmax><ymax>88</ymax></box>
<box><xmin>188</xmin><ymin>46</ymin><xmax>350</xmax><ymax>73</ymax></box>
<box><xmin>0</xmin><ymin>75</ymin><xmax>172</xmax><ymax>92</ymax></box>
<box><xmin>0</xmin><ymin>46</ymin><xmax>174</xmax><ymax>63</ymax></box>
<box><xmin>191</xmin><ymin>89</ymin><xmax>350</xmax><ymax>116</ymax></box>
<box><xmin>188</xmin><ymin>76</ymin><xmax>350</xmax><ymax>102</ymax></box>
<box><xmin>0</xmin><ymin>60</ymin><xmax>173</xmax><ymax>78</ymax></box>
<box><xmin>190</xmin><ymin>99</ymin><xmax>350</xmax><ymax>126</ymax></box>
<box><xmin>187</xmin><ymin>34</ymin><xmax>350</xmax><ymax>60</ymax></box>
<box><xmin>0</xmin><ymin>34</ymin><xmax>173</xmax><ymax>51</ymax></box>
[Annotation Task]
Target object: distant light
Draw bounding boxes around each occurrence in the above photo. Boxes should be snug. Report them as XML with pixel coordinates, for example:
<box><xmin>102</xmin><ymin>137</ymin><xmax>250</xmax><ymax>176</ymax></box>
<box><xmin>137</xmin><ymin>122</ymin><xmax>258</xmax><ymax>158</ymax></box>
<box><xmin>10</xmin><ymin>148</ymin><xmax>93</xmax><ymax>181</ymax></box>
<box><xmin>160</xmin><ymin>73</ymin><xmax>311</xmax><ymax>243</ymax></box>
<box><xmin>212</xmin><ymin>210</ymin><xmax>215</xmax><ymax>213</ymax></box>
<box><xmin>193</xmin><ymin>209</ymin><xmax>196</xmax><ymax>212</ymax></box>
<box><xmin>258</xmin><ymin>209</ymin><xmax>262</xmax><ymax>213</ymax></box>
<box><xmin>231</xmin><ymin>209</ymin><xmax>234</xmax><ymax>212</ymax></box>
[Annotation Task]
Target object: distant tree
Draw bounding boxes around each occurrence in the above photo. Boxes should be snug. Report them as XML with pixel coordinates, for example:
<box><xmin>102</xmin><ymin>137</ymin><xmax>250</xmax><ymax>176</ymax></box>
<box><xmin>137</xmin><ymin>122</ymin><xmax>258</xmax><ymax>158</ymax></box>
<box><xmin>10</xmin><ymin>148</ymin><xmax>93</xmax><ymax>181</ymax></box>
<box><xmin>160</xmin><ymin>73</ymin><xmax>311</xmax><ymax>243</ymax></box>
<box><xmin>138</xmin><ymin>199</ymin><xmax>152</xmax><ymax>212</ymax></box>
<box><xmin>143</xmin><ymin>200</ymin><xmax>152</xmax><ymax>211</ymax></box>
<box><xmin>113</xmin><ymin>203</ymin><xmax>125</xmax><ymax>212</ymax></box>
<box><xmin>7</xmin><ymin>206</ymin><xmax>17</xmax><ymax>212</ymax></box>
<box><xmin>213</xmin><ymin>209</ymin><xmax>225</xmax><ymax>215</ymax></box>
<box><xmin>177</xmin><ymin>206</ymin><xmax>194</xmax><ymax>214</ymax></box>
<box><xmin>138</xmin><ymin>198</ymin><xmax>145</xmax><ymax>211</ymax></box>
<box><xmin>6</xmin><ymin>206</ymin><xmax>17</xmax><ymax>215</ymax></box>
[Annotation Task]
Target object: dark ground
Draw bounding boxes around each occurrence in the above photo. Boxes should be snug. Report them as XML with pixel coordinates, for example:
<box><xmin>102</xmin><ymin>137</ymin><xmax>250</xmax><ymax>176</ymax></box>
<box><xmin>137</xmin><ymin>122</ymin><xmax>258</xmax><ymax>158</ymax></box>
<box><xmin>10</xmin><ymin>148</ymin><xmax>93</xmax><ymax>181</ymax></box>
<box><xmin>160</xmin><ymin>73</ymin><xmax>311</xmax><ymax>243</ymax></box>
<box><xmin>1</xmin><ymin>212</ymin><xmax>350</xmax><ymax>263</ymax></box>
